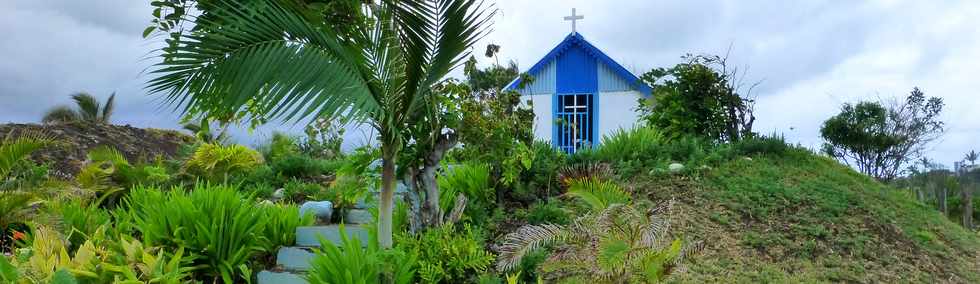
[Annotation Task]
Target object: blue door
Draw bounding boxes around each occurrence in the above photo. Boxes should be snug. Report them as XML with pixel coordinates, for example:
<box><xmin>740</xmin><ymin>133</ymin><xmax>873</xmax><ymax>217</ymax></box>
<box><xmin>555</xmin><ymin>93</ymin><xmax>595</xmax><ymax>153</ymax></box>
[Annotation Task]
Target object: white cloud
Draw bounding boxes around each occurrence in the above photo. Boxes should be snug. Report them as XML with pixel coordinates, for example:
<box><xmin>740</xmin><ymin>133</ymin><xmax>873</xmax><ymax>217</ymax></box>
<box><xmin>0</xmin><ymin>0</ymin><xmax>976</xmax><ymax>166</ymax></box>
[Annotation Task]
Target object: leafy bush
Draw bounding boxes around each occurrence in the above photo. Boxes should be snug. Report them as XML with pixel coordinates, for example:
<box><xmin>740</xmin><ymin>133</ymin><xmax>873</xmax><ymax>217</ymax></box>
<box><xmin>271</xmin><ymin>154</ymin><xmax>325</xmax><ymax>178</ymax></box>
<box><xmin>317</xmin><ymin>173</ymin><xmax>370</xmax><ymax>222</ymax></box>
<box><xmin>732</xmin><ymin>133</ymin><xmax>789</xmax><ymax>157</ymax></box>
<box><xmin>185</xmin><ymin>143</ymin><xmax>263</xmax><ymax>181</ymax></box>
<box><xmin>575</xmin><ymin>128</ymin><xmax>734</xmax><ymax>177</ymax></box>
<box><xmin>307</xmin><ymin>225</ymin><xmax>416</xmax><ymax>284</ymax></box>
<box><xmin>283</xmin><ymin>179</ymin><xmax>324</xmax><ymax>203</ymax></box>
<box><xmin>260</xmin><ymin>132</ymin><xmax>299</xmax><ymax>162</ymax></box>
<box><xmin>53</xmin><ymin>198</ymin><xmax>111</xmax><ymax>252</ymax></box>
<box><xmin>6</xmin><ymin>225</ymin><xmax>194</xmax><ymax>283</ymax></box>
<box><xmin>261</xmin><ymin>203</ymin><xmax>315</xmax><ymax>252</ymax></box>
<box><xmin>526</xmin><ymin>199</ymin><xmax>570</xmax><ymax>225</ymax></box>
<box><xmin>396</xmin><ymin>224</ymin><xmax>495</xmax><ymax>283</ymax></box>
<box><xmin>438</xmin><ymin>163</ymin><xmax>493</xmax><ymax>224</ymax></box>
<box><xmin>126</xmin><ymin>183</ymin><xmax>287</xmax><ymax>283</ymax></box>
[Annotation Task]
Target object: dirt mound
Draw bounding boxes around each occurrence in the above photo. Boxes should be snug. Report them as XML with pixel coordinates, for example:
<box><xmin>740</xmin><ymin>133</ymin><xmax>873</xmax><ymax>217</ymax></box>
<box><xmin>0</xmin><ymin>122</ymin><xmax>194</xmax><ymax>178</ymax></box>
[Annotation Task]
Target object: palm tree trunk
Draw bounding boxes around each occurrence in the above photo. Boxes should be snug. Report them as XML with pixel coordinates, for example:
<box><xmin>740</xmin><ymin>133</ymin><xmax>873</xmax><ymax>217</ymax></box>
<box><xmin>379</xmin><ymin>147</ymin><xmax>396</xmax><ymax>249</ymax></box>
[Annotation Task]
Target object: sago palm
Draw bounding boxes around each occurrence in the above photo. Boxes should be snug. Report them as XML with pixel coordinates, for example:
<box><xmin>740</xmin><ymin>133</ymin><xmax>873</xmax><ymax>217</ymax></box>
<box><xmin>146</xmin><ymin>0</ymin><xmax>493</xmax><ymax>247</ymax></box>
<box><xmin>41</xmin><ymin>92</ymin><xmax>116</xmax><ymax>124</ymax></box>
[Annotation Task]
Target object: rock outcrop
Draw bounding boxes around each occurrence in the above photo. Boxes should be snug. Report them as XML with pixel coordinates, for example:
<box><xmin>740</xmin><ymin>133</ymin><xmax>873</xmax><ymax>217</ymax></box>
<box><xmin>0</xmin><ymin>122</ymin><xmax>194</xmax><ymax>178</ymax></box>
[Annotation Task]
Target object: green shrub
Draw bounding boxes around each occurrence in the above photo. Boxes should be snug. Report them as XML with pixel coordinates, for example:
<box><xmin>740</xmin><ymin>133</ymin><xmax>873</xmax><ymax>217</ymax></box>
<box><xmin>438</xmin><ymin>163</ymin><xmax>493</xmax><ymax>225</ymax></box>
<box><xmin>126</xmin><ymin>183</ymin><xmax>283</xmax><ymax>283</ymax></box>
<box><xmin>185</xmin><ymin>143</ymin><xmax>263</xmax><ymax>181</ymax></box>
<box><xmin>283</xmin><ymin>179</ymin><xmax>324</xmax><ymax>203</ymax></box>
<box><xmin>397</xmin><ymin>224</ymin><xmax>495</xmax><ymax>283</ymax></box>
<box><xmin>521</xmin><ymin>141</ymin><xmax>567</xmax><ymax>195</ymax></box>
<box><xmin>732</xmin><ymin>133</ymin><xmax>789</xmax><ymax>156</ymax></box>
<box><xmin>53</xmin><ymin>198</ymin><xmax>111</xmax><ymax>252</ymax></box>
<box><xmin>307</xmin><ymin>225</ymin><xmax>416</xmax><ymax>284</ymax></box>
<box><xmin>261</xmin><ymin>203</ymin><xmax>315</xmax><ymax>252</ymax></box>
<box><xmin>260</xmin><ymin>132</ymin><xmax>299</xmax><ymax>162</ymax></box>
<box><xmin>526</xmin><ymin>199</ymin><xmax>570</xmax><ymax>225</ymax></box>
<box><xmin>270</xmin><ymin>154</ymin><xmax>324</xmax><ymax>178</ymax></box>
<box><xmin>317</xmin><ymin>173</ymin><xmax>370</xmax><ymax>222</ymax></box>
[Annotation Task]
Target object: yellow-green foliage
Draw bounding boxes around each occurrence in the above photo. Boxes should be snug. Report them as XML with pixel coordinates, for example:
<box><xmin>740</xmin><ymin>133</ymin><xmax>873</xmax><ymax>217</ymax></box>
<box><xmin>0</xmin><ymin>131</ymin><xmax>55</xmax><ymax>183</ymax></box>
<box><xmin>185</xmin><ymin>143</ymin><xmax>263</xmax><ymax>180</ymax></box>
<box><xmin>397</xmin><ymin>224</ymin><xmax>495</xmax><ymax>283</ymax></box>
<box><xmin>7</xmin><ymin>226</ymin><xmax>192</xmax><ymax>283</ymax></box>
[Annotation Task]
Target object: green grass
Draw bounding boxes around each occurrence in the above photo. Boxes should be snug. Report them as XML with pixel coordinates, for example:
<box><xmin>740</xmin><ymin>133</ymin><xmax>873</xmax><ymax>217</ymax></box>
<box><xmin>638</xmin><ymin>148</ymin><xmax>980</xmax><ymax>283</ymax></box>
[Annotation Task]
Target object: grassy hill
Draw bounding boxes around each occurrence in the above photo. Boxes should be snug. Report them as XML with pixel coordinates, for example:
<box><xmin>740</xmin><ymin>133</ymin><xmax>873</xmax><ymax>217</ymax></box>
<box><xmin>635</xmin><ymin>148</ymin><xmax>979</xmax><ymax>283</ymax></box>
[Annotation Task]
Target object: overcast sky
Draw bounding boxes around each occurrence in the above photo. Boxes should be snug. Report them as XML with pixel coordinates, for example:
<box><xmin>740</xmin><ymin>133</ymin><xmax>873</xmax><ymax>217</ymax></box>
<box><xmin>1</xmin><ymin>0</ymin><xmax>977</xmax><ymax>167</ymax></box>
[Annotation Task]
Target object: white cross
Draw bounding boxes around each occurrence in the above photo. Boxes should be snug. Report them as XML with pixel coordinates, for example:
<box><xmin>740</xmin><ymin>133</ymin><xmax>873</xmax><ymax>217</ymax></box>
<box><xmin>564</xmin><ymin>8</ymin><xmax>584</xmax><ymax>33</ymax></box>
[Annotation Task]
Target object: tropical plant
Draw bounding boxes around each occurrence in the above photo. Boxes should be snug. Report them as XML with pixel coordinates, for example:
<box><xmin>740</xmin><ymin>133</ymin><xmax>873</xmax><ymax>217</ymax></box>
<box><xmin>319</xmin><ymin>174</ymin><xmax>370</xmax><ymax>222</ymax></box>
<box><xmin>261</xmin><ymin>203</ymin><xmax>315</xmax><ymax>252</ymax></box>
<box><xmin>556</xmin><ymin>162</ymin><xmax>613</xmax><ymax>189</ymax></box>
<box><xmin>496</xmin><ymin>202</ymin><xmax>703</xmax><ymax>282</ymax></box>
<box><xmin>53</xmin><ymin>198</ymin><xmax>111</xmax><ymax>252</ymax></box>
<box><xmin>181</xmin><ymin>118</ymin><xmax>231</xmax><ymax>144</ymax></box>
<box><xmin>147</xmin><ymin>0</ymin><xmax>494</xmax><ymax>248</ymax></box>
<box><xmin>185</xmin><ymin>143</ymin><xmax>263</xmax><ymax>181</ymax></box>
<box><xmin>1</xmin><ymin>130</ymin><xmax>55</xmax><ymax>183</ymax></box>
<box><xmin>126</xmin><ymin>184</ymin><xmax>271</xmax><ymax>283</ymax></box>
<box><xmin>396</xmin><ymin>224</ymin><xmax>494</xmax><ymax>283</ymax></box>
<box><xmin>9</xmin><ymin>226</ymin><xmax>107</xmax><ymax>283</ymax></box>
<box><xmin>565</xmin><ymin>178</ymin><xmax>631</xmax><ymax>211</ymax></box>
<box><xmin>307</xmin><ymin>225</ymin><xmax>417</xmax><ymax>284</ymax></box>
<box><xmin>437</xmin><ymin>162</ymin><xmax>493</xmax><ymax>224</ymax></box>
<box><xmin>966</xmin><ymin>150</ymin><xmax>978</xmax><ymax>166</ymax></box>
<box><xmin>42</xmin><ymin>92</ymin><xmax>116</xmax><ymax>124</ymax></box>
<box><xmin>102</xmin><ymin>237</ymin><xmax>195</xmax><ymax>284</ymax></box>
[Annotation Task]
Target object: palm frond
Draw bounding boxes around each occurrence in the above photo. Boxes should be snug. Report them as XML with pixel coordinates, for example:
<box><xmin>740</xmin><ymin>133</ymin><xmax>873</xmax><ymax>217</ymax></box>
<box><xmin>101</xmin><ymin>92</ymin><xmax>116</xmax><ymax>123</ymax></box>
<box><xmin>72</xmin><ymin>92</ymin><xmax>102</xmax><ymax>122</ymax></box>
<box><xmin>87</xmin><ymin>146</ymin><xmax>129</xmax><ymax>166</ymax></box>
<box><xmin>557</xmin><ymin>162</ymin><xmax>613</xmax><ymax>188</ymax></box>
<box><xmin>565</xmin><ymin>178</ymin><xmax>631</xmax><ymax>211</ymax></box>
<box><xmin>41</xmin><ymin>105</ymin><xmax>80</xmax><ymax>124</ymax></box>
<box><xmin>496</xmin><ymin>223</ymin><xmax>567</xmax><ymax>271</ymax></box>
<box><xmin>0</xmin><ymin>130</ymin><xmax>56</xmax><ymax>179</ymax></box>
<box><xmin>147</xmin><ymin>0</ymin><xmax>380</xmax><ymax>125</ymax></box>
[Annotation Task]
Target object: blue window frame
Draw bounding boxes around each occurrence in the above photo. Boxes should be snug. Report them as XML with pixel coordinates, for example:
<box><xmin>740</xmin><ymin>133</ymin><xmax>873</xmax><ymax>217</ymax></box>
<box><xmin>554</xmin><ymin>93</ymin><xmax>595</xmax><ymax>154</ymax></box>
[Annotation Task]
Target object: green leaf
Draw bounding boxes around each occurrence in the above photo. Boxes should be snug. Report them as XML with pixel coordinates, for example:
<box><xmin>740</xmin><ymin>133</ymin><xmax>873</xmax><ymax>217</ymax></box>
<box><xmin>51</xmin><ymin>269</ymin><xmax>79</xmax><ymax>284</ymax></box>
<box><xmin>0</xmin><ymin>256</ymin><xmax>18</xmax><ymax>281</ymax></box>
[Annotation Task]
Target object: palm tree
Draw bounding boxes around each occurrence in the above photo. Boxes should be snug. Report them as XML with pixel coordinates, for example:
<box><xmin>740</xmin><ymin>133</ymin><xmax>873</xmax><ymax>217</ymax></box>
<box><xmin>41</xmin><ymin>92</ymin><xmax>116</xmax><ymax>124</ymax></box>
<box><xmin>146</xmin><ymin>0</ymin><xmax>492</xmax><ymax>248</ymax></box>
<box><xmin>966</xmin><ymin>150</ymin><xmax>978</xmax><ymax>166</ymax></box>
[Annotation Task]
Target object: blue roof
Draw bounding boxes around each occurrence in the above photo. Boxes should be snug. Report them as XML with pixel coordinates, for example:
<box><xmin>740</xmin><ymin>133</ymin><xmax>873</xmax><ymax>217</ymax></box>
<box><xmin>505</xmin><ymin>32</ymin><xmax>652</xmax><ymax>96</ymax></box>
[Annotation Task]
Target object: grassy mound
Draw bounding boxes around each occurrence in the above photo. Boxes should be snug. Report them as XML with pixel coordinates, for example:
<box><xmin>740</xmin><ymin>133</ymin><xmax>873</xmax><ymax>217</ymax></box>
<box><xmin>638</xmin><ymin>149</ymin><xmax>980</xmax><ymax>283</ymax></box>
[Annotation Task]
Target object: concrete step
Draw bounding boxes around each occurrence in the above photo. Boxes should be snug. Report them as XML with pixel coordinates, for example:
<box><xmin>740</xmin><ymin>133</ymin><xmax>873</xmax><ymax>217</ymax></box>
<box><xmin>257</xmin><ymin>270</ymin><xmax>306</xmax><ymax>284</ymax></box>
<box><xmin>276</xmin><ymin>247</ymin><xmax>315</xmax><ymax>271</ymax></box>
<box><xmin>343</xmin><ymin>209</ymin><xmax>373</xmax><ymax>224</ymax></box>
<box><xmin>295</xmin><ymin>225</ymin><xmax>370</xmax><ymax>247</ymax></box>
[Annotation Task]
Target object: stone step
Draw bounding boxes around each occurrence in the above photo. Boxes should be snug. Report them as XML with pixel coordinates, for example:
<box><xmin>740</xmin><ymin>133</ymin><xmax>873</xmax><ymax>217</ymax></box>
<box><xmin>295</xmin><ymin>225</ymin><xmax>370</xmax><ymax>247</ymax></box>
<box><xmin>343</xmin><ymin>209</ymin><xmax>373</xmax><ymax>224</ymax></box>
<box><xmin>257</xmin><ymin>270</ymin><xmax>306</xmax><ymax>284</ymax></box>
<box><xmin>276</xmin><ymin>247</ymin><xmax>316</xmax><ymax>271</ymax></box>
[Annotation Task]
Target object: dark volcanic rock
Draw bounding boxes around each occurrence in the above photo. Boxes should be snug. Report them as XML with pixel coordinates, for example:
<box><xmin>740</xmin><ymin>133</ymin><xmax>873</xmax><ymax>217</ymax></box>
<box><xmin>0</xmin><ymin>122</ymin><xmax>194</xmax><ymax>178</ymax></box>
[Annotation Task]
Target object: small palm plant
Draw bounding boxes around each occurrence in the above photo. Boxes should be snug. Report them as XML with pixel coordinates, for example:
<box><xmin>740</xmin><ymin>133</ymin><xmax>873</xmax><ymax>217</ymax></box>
<box><xmin>42</xmin><ymin>92</ymin><xmax>116</xmax><ymax>124</ymax></box>
<box><xmin>565</xmin><ymin>177</ymin><xmax>632</xmax><ymax>211</ymax></box>
<box><xmin>496</xmin><ymin>201</ymin><xmax>703</xmax><ymax>283</ymax></box>
<box><xmin>0</xmin><ymin>131</ymin><xmax>55</xmax><ymax>252</ymax></box>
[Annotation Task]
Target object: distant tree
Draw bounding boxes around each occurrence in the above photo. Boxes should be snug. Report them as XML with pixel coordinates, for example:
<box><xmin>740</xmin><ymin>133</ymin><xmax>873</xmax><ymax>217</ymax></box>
<box><xmin>966</xmin><ymin>150</ymin><xmax>978</xmax><ymax>166</ymax></box>
<box><xmin>638</xmin><ymin>53</ymin><xmax>758</xmax><ymax>142</ymax></box>
<box><xmin>41</xmin><ymin>92</ymin><xmax>116</xmax><ymax>125</ymax></box>
<box><xmin>820</xmin><ymin>87</ymin><xmax>943</xmax><ymax>181</ymax></box>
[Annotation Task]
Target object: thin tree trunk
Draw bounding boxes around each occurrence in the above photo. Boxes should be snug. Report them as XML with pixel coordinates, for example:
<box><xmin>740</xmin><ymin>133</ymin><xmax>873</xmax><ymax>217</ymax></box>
<box><xmin>378</xmin><ymin>149</ymin><xmax>396</xmax><ymax>249</ymax></box>
<box><xmin>939</xmin><ymin>186</ymin><xmax>948</xmax><ymax>216</ymax></box>
<box><xmin>964</xmin><ymin>181</ymin><xmax>974</xmax><ymax>229</ymax></box>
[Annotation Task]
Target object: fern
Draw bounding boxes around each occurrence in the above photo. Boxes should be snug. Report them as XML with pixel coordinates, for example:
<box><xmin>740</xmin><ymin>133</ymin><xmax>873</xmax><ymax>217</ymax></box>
<box><xmin>565</xmin><ymin>178</ymin><xmax>631</xmax><ymax>211</ymax></box>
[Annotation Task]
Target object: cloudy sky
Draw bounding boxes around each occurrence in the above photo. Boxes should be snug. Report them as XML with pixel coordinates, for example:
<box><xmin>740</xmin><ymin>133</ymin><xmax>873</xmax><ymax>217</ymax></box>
<box><xmin>1</xmin><ymin>0</ymin><xmax>977</xmax><ymax>166</ymax></box>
